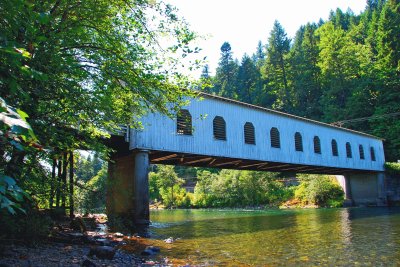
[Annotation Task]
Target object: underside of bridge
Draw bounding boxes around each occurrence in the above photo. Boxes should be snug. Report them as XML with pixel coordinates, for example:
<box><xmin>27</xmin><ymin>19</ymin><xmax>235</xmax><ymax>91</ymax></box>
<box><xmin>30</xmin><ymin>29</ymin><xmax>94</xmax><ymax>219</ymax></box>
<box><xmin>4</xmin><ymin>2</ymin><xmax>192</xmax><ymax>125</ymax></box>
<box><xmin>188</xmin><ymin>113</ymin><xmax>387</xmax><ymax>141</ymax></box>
<box><xmin>148</xmin><ymin>150</ymin><xmax>375</xmax><ymax>175</ymax></box>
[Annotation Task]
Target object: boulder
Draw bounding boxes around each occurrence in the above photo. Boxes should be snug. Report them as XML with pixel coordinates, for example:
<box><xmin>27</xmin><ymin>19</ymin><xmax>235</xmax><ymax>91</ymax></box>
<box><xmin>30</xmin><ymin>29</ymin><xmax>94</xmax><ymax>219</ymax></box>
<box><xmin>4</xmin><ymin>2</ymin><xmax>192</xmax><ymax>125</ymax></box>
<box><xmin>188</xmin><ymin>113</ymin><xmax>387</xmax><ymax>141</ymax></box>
<box><xmin>88</xmin><ymin>246</ymin><xmax>116</xmax><ymax>260</ymax></box>
<box><xmin>141</xmin><ymin>246</ymin><xmax>160</xmax><ymax>256</ymax></box>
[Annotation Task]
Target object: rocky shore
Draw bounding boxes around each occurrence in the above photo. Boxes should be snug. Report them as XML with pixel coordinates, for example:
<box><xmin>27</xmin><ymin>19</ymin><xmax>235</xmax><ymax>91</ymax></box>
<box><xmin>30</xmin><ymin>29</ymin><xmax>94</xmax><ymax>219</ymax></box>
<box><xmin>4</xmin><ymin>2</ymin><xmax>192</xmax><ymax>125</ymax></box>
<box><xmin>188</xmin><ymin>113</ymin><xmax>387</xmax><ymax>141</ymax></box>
<box><xmin>0</xmin><ymin>214</ymin><xmax>174</xmax><ymax>267</ymax></box>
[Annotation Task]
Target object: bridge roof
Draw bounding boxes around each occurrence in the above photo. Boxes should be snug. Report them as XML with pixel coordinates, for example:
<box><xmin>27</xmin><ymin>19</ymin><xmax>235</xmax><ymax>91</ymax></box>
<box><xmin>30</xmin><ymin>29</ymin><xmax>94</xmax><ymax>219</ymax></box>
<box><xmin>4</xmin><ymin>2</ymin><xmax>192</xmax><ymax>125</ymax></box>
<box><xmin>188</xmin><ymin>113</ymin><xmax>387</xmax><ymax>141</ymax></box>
<box><xmin>198</xmin><ymin>92</ymin><xmax>382</xmax><ymax>140</ymax></box>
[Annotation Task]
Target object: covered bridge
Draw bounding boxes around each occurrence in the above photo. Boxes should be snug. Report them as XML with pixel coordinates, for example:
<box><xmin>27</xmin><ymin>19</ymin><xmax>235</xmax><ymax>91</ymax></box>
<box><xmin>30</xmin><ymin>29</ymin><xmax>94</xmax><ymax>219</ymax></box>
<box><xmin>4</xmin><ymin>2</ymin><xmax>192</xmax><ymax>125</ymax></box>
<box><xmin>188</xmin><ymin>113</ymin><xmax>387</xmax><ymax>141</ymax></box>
<box><xmin>107</xmin><ymin>92</ymin><xmax>386</xmax><ymax>228</ymax></box>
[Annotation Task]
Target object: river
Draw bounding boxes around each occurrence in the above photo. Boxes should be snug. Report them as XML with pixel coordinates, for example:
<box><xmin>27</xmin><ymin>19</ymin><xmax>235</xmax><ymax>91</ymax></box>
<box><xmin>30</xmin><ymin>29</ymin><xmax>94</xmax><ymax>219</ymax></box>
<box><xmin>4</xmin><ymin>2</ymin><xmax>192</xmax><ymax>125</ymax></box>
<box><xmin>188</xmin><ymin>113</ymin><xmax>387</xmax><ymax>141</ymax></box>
<box><xmin>141</xmin><ymin>208</ymin><xmax>400</xmax><ymax>266</ymax></box>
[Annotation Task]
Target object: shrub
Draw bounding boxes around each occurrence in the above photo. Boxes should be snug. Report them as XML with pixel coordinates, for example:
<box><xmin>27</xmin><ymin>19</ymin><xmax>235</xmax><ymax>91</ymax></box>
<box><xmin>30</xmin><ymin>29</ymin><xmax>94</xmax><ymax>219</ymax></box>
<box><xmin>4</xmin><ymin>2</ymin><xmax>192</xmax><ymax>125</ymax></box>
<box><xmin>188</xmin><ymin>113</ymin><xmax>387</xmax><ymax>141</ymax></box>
<box><xmin>295</xmin><ymin>175</ymin><xmax>344</xmax><ymax>207</ymax></box>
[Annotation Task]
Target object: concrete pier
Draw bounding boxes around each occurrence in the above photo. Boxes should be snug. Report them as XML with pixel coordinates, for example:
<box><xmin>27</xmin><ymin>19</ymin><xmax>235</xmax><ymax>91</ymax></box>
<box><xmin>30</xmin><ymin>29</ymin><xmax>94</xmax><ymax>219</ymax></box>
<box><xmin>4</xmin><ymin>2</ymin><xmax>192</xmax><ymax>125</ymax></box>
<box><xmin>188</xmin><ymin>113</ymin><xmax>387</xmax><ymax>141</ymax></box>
<box><xmin>106</xmin><ymin>150</ymin><xmax>150</xmax><ymax>231</ymax></box>
<box><xmin>337</xmin><ymin>173</ymin><xmax>387</xmax><ymax>206</ymax></box>
<box><xmin>133</xmin><ymin>150</ymin><xmax>150</xmax><ymax>225</ymax></box>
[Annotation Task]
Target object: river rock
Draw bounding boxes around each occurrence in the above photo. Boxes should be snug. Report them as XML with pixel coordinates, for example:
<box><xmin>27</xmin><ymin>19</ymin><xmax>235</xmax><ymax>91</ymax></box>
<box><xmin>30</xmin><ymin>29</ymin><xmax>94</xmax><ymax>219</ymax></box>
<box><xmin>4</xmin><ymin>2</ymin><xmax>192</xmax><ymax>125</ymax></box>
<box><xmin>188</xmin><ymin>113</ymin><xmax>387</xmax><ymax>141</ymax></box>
<box><xmin>94</xmin><ymin>238</ymin><xmax>110</xmax><ymax>246</ymax></box>
<box><xmin>70</xmin><ymin>217</ymin><xmax>87</xmax><ymax>233</ymax></box>
<box><xmin>113</xmin><ymin>232</ymin><xmax>124</xmax><ymax>237</ymax></box>
<box><xmin>141</xmin><ymin>246</ymin><xmax>161</xmax><ymax>256</ymax></box>
<box><xmin>88</xmin><ymin>246</ymin><xmax>116</xmax><ymax>260</ymax></box>
<box><xmin>81</xmin><ymin>258</ymin><xmax>97</xmax><ymax>267</ymax></box>
<box><xmin>164</xmin><ymin>237</ymin><xmax>174</xmax><ymax>244</ymax></box>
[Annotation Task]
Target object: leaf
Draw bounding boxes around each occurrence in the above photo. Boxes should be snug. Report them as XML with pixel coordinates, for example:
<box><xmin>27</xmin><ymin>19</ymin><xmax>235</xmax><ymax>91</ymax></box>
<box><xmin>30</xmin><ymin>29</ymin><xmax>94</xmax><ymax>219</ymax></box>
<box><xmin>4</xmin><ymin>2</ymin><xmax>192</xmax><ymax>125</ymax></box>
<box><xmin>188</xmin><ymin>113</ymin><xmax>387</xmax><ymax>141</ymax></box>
<box><xmin>10</xmin><ymin>140</ymin><xmax>25</xmax><ymax>151</ymax></box>
<box><xmin>6</xmin><ymin>206</ymin><xmax>16</xmax><ymax>215</ymax></box>
<box><xmin>38</xmin><ymin>13</ymin><xmax>50</xmax><ymax>25</ymax></box>
<box><xmin>16</xmin><ymin>109</ymin><xmax>29</xmax><ymax>120</ymax></box>
<box><xmin>1</xmin><ymin>196</ymin><xmax>15</xmax><ymax>208</ymax></box>
<box><xmin>0</xmin><ymin>174</ymin><xmax>17</xmax><ymax>187</ymax></box>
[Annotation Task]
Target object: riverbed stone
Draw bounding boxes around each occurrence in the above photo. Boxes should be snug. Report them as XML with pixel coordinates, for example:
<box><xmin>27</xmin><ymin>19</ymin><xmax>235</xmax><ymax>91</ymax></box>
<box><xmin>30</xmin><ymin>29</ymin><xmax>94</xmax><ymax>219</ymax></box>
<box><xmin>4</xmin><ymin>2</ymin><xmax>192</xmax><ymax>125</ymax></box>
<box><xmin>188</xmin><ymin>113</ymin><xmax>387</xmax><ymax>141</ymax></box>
<box><xmin>88</xmin><ymin>246</ymin><xmax>116</xmax><ymax>260</ymax></box>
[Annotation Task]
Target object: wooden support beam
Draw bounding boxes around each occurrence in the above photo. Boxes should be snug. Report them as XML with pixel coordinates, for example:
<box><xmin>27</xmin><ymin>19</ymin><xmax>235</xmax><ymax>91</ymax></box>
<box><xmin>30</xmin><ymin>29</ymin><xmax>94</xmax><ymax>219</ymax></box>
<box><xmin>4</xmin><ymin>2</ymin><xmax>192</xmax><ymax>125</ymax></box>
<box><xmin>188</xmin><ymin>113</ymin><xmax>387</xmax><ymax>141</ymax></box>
<box><xmin>185</xmin><ymin>157</ymin><xmax>212</xmax><ymax>165</ymax></box>
<box><xmin>152</xmin><ymin>153</ymin><xmax>178</xmax><ymax>162</ymax></box>
<box><xmin>256</xmin><ymin>163</ymin><xmax>269</xmax><ymax>169</ymax></box>
<box><xmin>297</xmin><ymin>167</ymin><xmax>327</xmax><ymax>173</ymax></box>
<box><xmin>239</xmin><ymin>162</ymin><xmax>268</xmax><ymax>168</ymax></box>
<box><xmin>279</xmin><ymin>165</ymin><xmax>311</xmax><ymax>171</ymax></box>
<box><xmin>214</xmin><ymin>160</ymin><xmax>242</xmax><ymax>167</ymax></box>
<box><xmin>259</xmin><ymin>164</ymin><xmax>290</xmax><ymax>170</ymax></box>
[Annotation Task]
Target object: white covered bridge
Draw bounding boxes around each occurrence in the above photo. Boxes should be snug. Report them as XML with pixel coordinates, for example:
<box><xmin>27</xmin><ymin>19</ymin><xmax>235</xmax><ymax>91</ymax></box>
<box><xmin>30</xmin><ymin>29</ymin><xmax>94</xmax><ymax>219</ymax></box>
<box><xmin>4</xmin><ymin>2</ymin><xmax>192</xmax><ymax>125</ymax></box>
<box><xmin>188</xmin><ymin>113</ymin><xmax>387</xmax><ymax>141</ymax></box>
<box><xmin>106</xmin><ymin>93</ymin><xmax>386</xmax><ymax>228</ymax></box>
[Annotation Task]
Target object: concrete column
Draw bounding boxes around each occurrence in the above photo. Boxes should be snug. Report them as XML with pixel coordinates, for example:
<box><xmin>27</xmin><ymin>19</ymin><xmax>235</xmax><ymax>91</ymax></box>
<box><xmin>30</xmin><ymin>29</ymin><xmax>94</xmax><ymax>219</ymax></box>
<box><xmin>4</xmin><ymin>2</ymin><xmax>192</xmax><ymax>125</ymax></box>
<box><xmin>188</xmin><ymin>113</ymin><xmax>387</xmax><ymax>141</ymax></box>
<box><xmin>133</xmin><ymin>150</ymin><xmax>150</xmax><ymax>225</ymax></box>
<box><xmin>376</xmin><ymin>172</ymin><xmax>387</xmax><ymax>206</ymax></box>
<box><xmin>342</xmin><ymin>175</ymin><xmax>354</xmax><ymax>207</ymax></box>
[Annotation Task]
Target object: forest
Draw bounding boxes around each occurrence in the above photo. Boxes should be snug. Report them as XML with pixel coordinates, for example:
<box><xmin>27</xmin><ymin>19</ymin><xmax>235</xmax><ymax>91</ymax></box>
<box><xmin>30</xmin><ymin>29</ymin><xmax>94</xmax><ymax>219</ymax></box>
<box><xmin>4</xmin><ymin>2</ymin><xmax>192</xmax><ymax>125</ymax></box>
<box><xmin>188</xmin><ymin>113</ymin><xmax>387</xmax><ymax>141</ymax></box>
<box><xmin>1</xmin><ymin>0</ymin><xmax>400</xmax><ymax>239</ymax></box>
<box><xmin>201</xmin><ymin>0</ymin><xmax>400</xmax><ymax>162</ymax></box>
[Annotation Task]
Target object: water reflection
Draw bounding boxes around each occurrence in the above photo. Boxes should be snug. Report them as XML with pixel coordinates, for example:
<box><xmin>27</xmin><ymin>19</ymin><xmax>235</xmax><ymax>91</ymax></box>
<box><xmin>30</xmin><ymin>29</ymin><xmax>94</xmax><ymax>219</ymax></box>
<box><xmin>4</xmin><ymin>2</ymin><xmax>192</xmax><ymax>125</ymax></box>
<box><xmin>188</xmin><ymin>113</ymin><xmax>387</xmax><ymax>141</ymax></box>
<box><xmin>148</xmin><ymin>208</ymin><xmax>400</xmax><ymax>266</ymax></box>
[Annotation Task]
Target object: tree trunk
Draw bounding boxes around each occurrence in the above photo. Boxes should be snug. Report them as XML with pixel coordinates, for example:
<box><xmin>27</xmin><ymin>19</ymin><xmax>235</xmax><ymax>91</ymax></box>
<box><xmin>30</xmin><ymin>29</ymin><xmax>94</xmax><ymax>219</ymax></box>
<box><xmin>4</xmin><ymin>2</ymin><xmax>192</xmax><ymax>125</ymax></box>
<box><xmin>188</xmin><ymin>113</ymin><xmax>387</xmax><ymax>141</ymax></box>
<box><xmin>56</xmin><ymin>158</ymin><xmax>62</xmax><ymax>208</ymax></box>
<box><xmin>49</xmin><ymin>158</ymin><xmax>56</xmax><ymax>209</ymax></box>
<box><xmin>61</xmin><ymin>152</ymin><xmax>68</xmax><ymax>209</ymax></box>
<box><xmin>69</xmin><ymin>151</ymin><xmax>74</xmax><ymax>218</ymax></box>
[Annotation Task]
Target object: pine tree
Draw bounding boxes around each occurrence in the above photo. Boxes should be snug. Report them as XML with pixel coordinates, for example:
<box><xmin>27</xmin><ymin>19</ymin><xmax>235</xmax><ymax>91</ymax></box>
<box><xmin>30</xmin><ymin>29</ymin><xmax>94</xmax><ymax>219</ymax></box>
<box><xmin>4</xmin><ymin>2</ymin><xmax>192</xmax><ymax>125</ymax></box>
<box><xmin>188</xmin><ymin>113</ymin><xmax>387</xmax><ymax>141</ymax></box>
<box><xmin>214</xmin><ymin>42</ymin><xmax>239</xmax><ymax>99</ymax></box>
<box><xmin>237</xmin><ymin>54</ymin><xmax>261</xmax><ymax>104</ymax></box>
<box><xmin>317</xmin><ymin>22</ymin><xmax>372</xmax><ymax>122</ymax></box>
<box><xmin>261</xmin><ymin>20</ymin><xmax>291</xmax><ymax>111</ymax></box>
<box><xmin>288</xmin><ymin>23</ymin><xmax>322</xmax><ymax>119</ymax></box>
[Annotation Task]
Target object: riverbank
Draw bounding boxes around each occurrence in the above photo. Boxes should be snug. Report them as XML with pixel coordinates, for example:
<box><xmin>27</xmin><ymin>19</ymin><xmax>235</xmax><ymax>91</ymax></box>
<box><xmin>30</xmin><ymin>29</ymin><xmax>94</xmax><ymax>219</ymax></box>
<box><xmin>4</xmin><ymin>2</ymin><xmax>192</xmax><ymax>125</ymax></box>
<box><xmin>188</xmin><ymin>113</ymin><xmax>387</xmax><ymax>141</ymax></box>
<box><xmin>0</xmin><ymin>213</ymin><xmax>172</xmax><ymax>267</ymax></box>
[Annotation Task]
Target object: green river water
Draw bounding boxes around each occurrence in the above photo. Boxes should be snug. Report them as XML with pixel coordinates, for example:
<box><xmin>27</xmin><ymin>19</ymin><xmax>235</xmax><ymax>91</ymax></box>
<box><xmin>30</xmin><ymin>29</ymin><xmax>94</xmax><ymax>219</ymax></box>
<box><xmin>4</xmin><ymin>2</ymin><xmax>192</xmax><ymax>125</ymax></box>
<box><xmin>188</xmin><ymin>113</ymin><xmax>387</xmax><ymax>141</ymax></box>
<box><xmin>144</xmin><ymin>208</ymin><xmax>400</xmax><ymax>266</ymax></box>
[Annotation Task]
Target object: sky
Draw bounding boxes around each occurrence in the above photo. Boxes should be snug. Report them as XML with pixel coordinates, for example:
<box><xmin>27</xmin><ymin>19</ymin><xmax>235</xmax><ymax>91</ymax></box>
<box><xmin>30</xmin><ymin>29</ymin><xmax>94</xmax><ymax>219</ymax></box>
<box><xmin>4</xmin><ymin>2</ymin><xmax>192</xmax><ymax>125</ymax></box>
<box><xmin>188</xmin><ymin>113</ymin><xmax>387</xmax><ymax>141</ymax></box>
<box><xmin>167</xmin><ymin>0</ymin><xmax>367</xmax><ymax>76</ymax></box>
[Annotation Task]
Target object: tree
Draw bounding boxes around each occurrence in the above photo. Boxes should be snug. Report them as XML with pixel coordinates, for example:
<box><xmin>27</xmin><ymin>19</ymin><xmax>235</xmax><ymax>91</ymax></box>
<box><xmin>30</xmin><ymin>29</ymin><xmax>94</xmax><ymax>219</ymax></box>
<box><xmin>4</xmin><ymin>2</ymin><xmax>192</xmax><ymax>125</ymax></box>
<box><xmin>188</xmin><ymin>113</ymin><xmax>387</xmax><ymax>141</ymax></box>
<box><xmin>149</xmin><ymin>165</ymin><xmax>184</xmax><ymax>207</ymax></box>
<box><xmin>0</xmin><ymin>0</ymin><xmax>201</xmax><ymax>208</ymax></box>
<box><xmin>261</xmin><ymin>21</ymin><xmax>291</xmax><ymax>111</ymax></box>
<box><xmin>237</xmin><ymin>54</ymin><xmax>261</xmax><ymax>104</ymax></box>
<box><xmin>316</xmin><ymin>22</ymin><xmax>372</xmax><ymax>122</ymax></box>
<box><xmin>214</xmin><ymin>42</ymin><xmax>239</xmax><ymax>98</ymax></box>
<box><xmin>288</xmin><ymin>23</ymin><xmax>322</xmax><ymax>119</ymax></box>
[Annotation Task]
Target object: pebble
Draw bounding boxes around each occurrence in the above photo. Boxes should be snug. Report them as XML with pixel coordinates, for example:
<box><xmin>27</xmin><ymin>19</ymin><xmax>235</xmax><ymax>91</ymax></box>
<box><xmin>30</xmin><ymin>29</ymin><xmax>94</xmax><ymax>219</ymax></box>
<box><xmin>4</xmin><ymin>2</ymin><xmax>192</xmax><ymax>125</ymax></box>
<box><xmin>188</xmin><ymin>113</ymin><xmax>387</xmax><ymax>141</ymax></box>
<box><xmin>0</xmin><ymin>243</ymin><xmax>141</xmax><ymax>267</ymax></box>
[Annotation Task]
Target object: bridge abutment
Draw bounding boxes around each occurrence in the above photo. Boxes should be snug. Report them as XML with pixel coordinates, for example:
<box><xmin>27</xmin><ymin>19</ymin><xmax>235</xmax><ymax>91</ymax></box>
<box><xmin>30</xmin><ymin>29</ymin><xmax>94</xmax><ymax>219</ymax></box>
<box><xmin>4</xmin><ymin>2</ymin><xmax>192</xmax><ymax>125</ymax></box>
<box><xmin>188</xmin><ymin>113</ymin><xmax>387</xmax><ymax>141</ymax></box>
<box><xmin>337</xmin><ymin>173</ymin><xmax>387</xmax><ymax>207</ymax></box>
<box><xmin>106</xmin><ymin>150</ymin><xmax>150</xmax><ymax>231</ymax></box>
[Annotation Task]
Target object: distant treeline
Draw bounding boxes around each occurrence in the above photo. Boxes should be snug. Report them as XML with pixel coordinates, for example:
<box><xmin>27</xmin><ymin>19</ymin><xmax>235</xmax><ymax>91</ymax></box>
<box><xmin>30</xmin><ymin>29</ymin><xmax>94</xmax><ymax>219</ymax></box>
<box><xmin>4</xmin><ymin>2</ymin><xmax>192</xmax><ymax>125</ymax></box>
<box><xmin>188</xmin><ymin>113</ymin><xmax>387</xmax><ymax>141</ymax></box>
<box><xmin>200</xmin><ymin>0</ymin><xmax>400</xmax><ymax>161</ymax></box>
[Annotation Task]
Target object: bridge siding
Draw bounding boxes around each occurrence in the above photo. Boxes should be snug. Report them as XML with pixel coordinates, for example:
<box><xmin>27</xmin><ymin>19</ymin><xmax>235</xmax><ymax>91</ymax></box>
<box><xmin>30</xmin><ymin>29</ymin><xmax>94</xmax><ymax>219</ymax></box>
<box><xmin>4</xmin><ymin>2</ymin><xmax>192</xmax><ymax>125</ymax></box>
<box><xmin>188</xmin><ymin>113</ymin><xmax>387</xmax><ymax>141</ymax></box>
<box><xmin>131</xmin><ymin>96</ymin><xmax>385</xmax><ymax>172</ymax></box>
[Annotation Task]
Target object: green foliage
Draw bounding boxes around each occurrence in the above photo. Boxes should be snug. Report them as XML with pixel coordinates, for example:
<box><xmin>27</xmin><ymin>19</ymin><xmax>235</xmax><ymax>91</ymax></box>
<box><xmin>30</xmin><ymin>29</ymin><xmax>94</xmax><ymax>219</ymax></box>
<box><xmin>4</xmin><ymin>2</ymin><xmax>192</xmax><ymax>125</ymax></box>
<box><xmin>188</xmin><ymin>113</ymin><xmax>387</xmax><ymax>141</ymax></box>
<box><xmin>148</xmin><ymin>165</ymin><xmax>187</xmax><ymax>208</ymax></box>
<box><xmin>295</xmin><ymin>175</ymin><xmax>344</xmax><ymax>207</ymax></box>
<box><xmin>0</xmin><ymin>97</ymin><xmax>36</xmax><ymax>214</ymax></box>
<box><xmin>74</xmin><ymin>154</ymin><xmax>107</xmax><ymax>214</ymax></box>
<box><xmin>0</xmin><ymin>174</ymin><xmax>30</xmax><ymax>214</ymax></box>
<box><xmin>1</xmin><ymin>0</ymin><xmax>202</xmax><ymax>215</ymax></box>
<box><xmin>385</xmin><ymin>162</ymin><xmax>400</xmax><ymax>175</ymax></box>
<box><xmin>0</xmin><ymin>208</ymin><xmax>52</xmax><ymax>241</ymax></box>
<box><xmin>192</xmin><ymin>169</ymin><xmax>293</xmax><ymax>208</ymax></box>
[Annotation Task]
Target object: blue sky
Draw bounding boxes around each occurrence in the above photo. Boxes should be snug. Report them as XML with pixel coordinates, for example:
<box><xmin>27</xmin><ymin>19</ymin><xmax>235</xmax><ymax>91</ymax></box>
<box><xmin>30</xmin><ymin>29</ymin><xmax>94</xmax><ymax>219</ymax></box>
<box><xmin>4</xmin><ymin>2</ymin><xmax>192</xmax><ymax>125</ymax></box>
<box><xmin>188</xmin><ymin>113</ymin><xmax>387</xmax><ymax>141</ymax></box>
<box><xmin>167</xmin><ymin>0</ymin><xmax>366</xmax><ymax>76</ymax></box>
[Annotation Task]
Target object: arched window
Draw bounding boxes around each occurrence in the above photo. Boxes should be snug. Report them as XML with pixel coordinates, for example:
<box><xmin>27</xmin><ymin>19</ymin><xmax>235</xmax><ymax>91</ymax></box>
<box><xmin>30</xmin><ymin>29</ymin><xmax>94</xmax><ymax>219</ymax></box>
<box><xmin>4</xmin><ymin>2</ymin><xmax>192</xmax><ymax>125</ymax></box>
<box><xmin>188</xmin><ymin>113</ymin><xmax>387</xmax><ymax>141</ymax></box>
<box><xmin>346</xmin><ymin>142</ymin><xmax>352</xmax><ymax>158</ymax></box>
<box><xmin>294</xmin><ymin>132</ymin><xmax>303</xmax><ymax>152</ymax></box>
<box><xmin>359</xmin><ymin>145</ymin><xmax>365</xmax><ymax>160</ymax></box>
<box><xmin>177</xmin><ymin>109</ymin><xmax>192</xmax><ymax>135</ymax></box>
<box><xmin>213</xmin><ymin>116</ymin><xmax>226</xmax><ymax>140</ymax></box>
<box><xmin>270</xmin><ymin>127</ymin><xmax>280</xmax><ymax>148</ymax></box>
<box><xmin>370</xmin><ymin>147</ymin><xmax>376</xmax><ymax>161</ymax></box>
<box><xmin>331</xmin><ymin>139</ymin><xmax>338</xmax><ymax>156</ymax></box>
<box><xmin>244</xmin><ymin>122</ymin><xmax>255</xmax><ymax>144</ymax></box>
<box><xmin>314</xmin><ymin>136</ymin><xmax>321</xmax><ymax>154</ymax></box>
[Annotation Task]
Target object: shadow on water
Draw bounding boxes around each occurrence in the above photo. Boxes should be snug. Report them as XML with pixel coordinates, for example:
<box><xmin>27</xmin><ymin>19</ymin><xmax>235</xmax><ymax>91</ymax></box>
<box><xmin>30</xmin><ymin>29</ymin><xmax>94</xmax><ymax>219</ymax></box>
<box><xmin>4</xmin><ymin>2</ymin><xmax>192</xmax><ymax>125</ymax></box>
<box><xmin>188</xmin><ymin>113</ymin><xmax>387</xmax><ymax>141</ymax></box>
<box><xmin>148</xmin><ymin>207</ymin><xmax>400</xmax><ymax>240</ymax></box>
